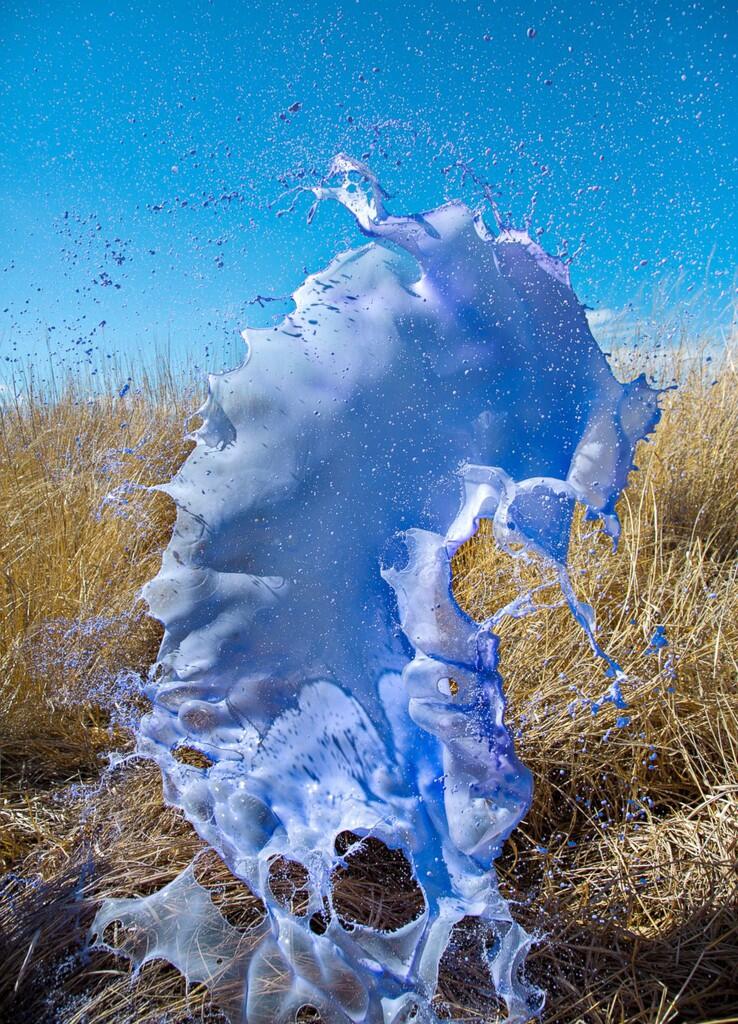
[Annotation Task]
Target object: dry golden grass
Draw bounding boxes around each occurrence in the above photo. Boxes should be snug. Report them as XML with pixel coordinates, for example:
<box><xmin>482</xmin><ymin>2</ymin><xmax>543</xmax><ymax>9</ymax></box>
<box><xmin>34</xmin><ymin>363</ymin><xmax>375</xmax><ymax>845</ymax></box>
<box><xmin>0</xmin><ymin>374</ymin><xmax>193</xmax><ymax>789</ymax></box>
<box><xmin>0</xmin><ymin>344</ymin><xmax>736</xmax><ymax>1024</ymax></box>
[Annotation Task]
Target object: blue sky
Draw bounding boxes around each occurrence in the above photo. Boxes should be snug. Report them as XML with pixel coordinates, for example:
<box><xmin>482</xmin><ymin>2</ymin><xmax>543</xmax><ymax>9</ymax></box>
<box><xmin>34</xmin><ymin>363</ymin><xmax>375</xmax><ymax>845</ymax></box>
<box><xmin>1</xmin><ymin>0</ymin><xmax>735</xmax><ymax>380</ymax></box>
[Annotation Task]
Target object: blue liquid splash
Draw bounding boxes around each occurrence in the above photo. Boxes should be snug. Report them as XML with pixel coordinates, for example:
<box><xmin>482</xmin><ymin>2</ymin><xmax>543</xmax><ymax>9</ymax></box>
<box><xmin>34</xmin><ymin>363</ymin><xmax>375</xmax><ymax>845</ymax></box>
<box><xmin>91</xmin><ymin>156</ymin><xmax>660</xmax><ymax>1023</ymax></box>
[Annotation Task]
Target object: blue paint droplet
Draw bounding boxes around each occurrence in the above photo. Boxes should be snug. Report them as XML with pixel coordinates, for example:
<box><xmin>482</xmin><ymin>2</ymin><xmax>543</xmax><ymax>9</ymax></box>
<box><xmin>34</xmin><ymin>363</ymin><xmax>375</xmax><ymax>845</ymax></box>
<box><xmin>645</xmin><ymin>624</ymin><xmax>668</xmax><ymax>654</ymax></box>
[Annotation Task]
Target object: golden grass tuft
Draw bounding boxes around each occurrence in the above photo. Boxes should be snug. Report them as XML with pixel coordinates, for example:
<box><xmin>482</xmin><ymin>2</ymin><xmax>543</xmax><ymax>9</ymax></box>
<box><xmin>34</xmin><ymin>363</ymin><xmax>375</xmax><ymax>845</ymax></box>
<box><xmin>0</xmin><ymin>378</ymin><xmax>193</xmax><ymax>787</ymax></box>
<box><xmin>0</xmin><ymin>345</ymin><xmax>736</xmax><ymax>1023</ymax></box>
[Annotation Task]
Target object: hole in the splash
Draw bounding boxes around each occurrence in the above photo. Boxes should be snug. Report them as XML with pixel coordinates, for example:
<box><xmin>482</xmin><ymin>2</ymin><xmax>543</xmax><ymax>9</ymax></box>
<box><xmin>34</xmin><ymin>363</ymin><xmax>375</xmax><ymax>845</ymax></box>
<box><xmin>267</xmin><ymin>856</ymin><xmax>310</xmax><ymax>916</ymax></box>
<box><xmin>194</xmin><ymin>849</ymin><xmax>266</xmax><ymax>930</ymax></box>
<box><xmin>334</xmin><ymin>831</ymin><xmax>354</xmax><ymax>856</ymax></box>
<box><xmin>101</xmin><ymin>919</ymin><xmax>125</xmax><ymax>946</ymax></box>
<box><xmin>135</xmin><ymin>958</ymin><xmax>214</xmax><ymax>1010</ymax></box>
<box><xmin>294</xmin><ymin>1006</ymin><xmax>323</xmax><ymax>1023</ymax></box>
<box><xmin>435</xmin><ymin>917</ymin><xmax>505</xmax><ymax>1020</ymax></box>
<box><xmin>331</xmin><ymin>831</ymin><xmax>425</xmax><ymax>932</ymax></box>
<box><xmin>309</xmin><ymin>910</ymin><xmax>328</xmax><ymax>935</ymax></box>
<box><xmin>137</xmin><ymin>956</ymin><xmax>186</xmax><ymax>981</ymax></box>
<box><xmin>451</xmin><ymin>514</ymin><xmax>561</xmax><ymax>623</ymax></box>
<box><xmin>437</xmin><ymin>677</ymin><xmax>459</xmax><ymax>697</ymax></box>
<box><xmin>172</xmin><ymin>744</ymin><xmax>215</xmax><ymax>769</ymax></box>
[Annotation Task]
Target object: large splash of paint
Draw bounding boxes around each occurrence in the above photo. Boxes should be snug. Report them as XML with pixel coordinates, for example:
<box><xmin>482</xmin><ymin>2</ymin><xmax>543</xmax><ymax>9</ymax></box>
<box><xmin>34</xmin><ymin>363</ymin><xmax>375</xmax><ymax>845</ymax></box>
<box><xmin>92</xmin><ymin>156</ymin><xmax>660</xmax><ymax>1022</ymax></box>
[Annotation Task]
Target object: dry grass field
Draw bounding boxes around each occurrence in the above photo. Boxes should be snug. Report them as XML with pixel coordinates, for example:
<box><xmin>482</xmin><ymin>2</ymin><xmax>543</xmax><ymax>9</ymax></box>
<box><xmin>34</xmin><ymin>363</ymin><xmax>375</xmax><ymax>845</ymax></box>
<box><xmin>0</xmin><ymin>340</ymin><xmax>736</xmax><ymax>1024</ymax></box>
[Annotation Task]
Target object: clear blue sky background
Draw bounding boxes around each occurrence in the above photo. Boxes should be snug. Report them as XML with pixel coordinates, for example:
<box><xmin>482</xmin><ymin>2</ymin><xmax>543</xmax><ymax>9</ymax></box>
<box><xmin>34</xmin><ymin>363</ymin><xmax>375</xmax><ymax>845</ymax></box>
<box><xmin>1</xmin><ymin>0</ymin><xmax>735</xmax><ymax>381</ymax></box>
